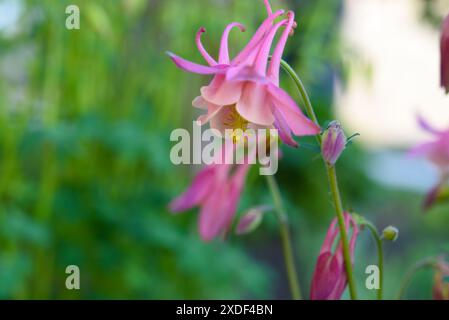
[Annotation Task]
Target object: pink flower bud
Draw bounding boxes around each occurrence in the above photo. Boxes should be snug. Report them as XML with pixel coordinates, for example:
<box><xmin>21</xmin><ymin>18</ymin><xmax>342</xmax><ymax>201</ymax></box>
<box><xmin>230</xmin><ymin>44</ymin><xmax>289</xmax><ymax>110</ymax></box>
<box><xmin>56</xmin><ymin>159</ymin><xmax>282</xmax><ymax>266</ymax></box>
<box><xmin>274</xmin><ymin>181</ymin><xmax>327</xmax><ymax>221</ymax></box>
<box><xmin>310</xmin><ymin>212</ymin><xmax>359</xmax><ymax>300</ymax></box>
<box><xmin>441</xmin><ymin>13</ymin><xmax>449</xmax><ymax>93</ymax></box>
<box><xmin>322</xmin><ymin>121</ymin><xmax>347</xmax><ymax>166</ymax></box>
<box><xmin>235</xmin><ymin>206</ymin><xmax>269</xmax><ymax>235</ymax></box>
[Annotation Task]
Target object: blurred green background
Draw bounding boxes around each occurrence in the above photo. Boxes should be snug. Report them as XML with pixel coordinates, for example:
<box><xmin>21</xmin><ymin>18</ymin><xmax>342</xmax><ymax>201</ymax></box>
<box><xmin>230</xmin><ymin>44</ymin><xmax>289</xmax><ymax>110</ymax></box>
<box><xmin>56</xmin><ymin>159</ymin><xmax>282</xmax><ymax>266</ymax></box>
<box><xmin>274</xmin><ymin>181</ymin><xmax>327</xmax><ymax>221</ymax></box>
<box><xmin>0</xmin><ymin>0</ymin><xmax>447</xmax><ymax>299</ymax></box>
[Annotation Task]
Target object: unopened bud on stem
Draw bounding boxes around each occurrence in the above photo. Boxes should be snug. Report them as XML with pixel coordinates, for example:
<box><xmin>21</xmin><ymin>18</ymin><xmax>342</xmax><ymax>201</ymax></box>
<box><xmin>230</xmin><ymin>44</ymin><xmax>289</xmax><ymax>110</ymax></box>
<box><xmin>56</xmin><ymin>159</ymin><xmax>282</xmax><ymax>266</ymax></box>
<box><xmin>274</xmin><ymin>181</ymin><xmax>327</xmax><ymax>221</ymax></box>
<box><xmin>322</xmin><ymin>121</ymin><xmax>347</xmax><ymax>166</ymax></box>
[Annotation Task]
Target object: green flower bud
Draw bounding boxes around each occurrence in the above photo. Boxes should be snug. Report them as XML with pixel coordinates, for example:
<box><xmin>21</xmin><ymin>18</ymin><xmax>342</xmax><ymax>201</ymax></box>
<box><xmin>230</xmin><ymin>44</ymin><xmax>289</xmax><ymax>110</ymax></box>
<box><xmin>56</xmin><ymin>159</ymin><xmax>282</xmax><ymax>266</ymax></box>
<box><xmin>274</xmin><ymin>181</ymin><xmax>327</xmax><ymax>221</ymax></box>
<box><xmin>382</xmin><ymin>226</ymin><xmax>399</xmax><ymax>242</ymax></box>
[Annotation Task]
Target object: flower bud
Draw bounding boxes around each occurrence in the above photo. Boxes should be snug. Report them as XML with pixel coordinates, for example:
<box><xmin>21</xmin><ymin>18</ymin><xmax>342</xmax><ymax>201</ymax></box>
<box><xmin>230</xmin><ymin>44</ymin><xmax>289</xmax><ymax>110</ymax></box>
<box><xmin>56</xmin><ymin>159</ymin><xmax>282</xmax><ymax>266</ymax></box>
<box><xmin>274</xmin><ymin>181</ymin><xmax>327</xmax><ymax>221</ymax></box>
<box><xmin>322</xmin><ymin>121</ymin><xmax>347</xmax><ymax>166</ymax></box>
<box><xmin>235</xmin><ymin>207</ymin><xmax>267</xmax><ymax>235</ymax></box>
<box><xmin>382</xmin><ymin>226</ymin><xmax>399</xmax><ymax>242</ymax></box>
<box><xmin>441</xmin><ymin>13</ymin><xmax>449</xmax><ymax>93</ymax></box>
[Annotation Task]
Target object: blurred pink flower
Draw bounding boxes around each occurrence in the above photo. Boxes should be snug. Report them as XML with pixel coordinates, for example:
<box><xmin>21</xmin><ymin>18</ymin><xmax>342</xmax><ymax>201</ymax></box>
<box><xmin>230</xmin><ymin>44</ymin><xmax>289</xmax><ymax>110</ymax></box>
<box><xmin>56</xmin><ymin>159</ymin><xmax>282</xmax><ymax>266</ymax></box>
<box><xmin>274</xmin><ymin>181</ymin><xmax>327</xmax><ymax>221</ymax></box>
<box><xmin>409</xmin><ymin>116</ymin><xmax>449</xmax><ymax>171</ymax></box>
<box><xmin>310</xmin><ymin>212</ymin><xmax>359</xmax><ymax>300</ymax></box>
<box><xmin>410</xmin><ymin>116</ymin><xmax>449</xmax><ymax>209</ymax></box>
<box><xmin>441</xmin><ymin>13</ymin><xmax>449</xmax><ymax>93</ymax></box>
<box><xmin>322</xmin><ymin>121</ymin><xmax>346</xmax><ymax>166</ymax></box>
<box><xmin>433</xmin><ymin>259</ymin><xmax>449</xmax><ymax>300</ymax></box>
<box><xmin>169</xmin><ymin>163</ymin><xmax>248</xmax><ymax>241</ymax></box>
<box><xmin>167</xmin><ymin>0</ymin><xmax>319</xmax><ymax>147</ymax></box>
<box><xmin>169</xmin><ymin>145</ymin><xmax>251</xmax><ymax>241</ymax></box>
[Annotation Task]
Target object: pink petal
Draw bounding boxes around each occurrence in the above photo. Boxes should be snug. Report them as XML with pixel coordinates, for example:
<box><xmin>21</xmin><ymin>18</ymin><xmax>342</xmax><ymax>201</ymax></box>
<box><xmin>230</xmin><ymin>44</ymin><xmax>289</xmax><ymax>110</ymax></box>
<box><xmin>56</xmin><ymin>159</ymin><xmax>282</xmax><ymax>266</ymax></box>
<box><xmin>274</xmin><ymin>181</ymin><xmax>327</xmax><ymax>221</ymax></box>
<box><xmin>310</xmin><ymin>252</ymin><xmax>343</xmax><ymax>300</ymax></box>
<box><xmin>232</xmin><ymin>10</ymin><xmax>285</xmax><ymax>65</ymax></box>
<box><xmin>195</xmin><ymin>28</ymin><xmax>218</xmax><ymax>66</ymax></box>
<box><xmin>268</xmin><ymin>84</ymin><xmax>320</xmax><ymax>136</ymax></box>
<box><xmin>263</xmin><ymin>0</ymin><xmax>272</xmax><ymax>15</ymax></box>
<box><xmin>198</xmin><ymin>186</ymin><xmax>228</xmax><ymax>241</ymax></box>
<box><xmin>273</xmin><ymin>108</ymin><xmax>298</xmax><ymax>147</ymax></box>
<box><xmin>408</xmin><ymin>142</ymin><xmax>437</xmax><ymax>158</ymax></box>
<box><xmin>192</xmin><ymin>96</ymin><xmax>207</xmax><ymax>109</ymax></box>
<box><xmin>167</xmin><ymin>52</ymin><xmax>227</xmax><ymax>75</ymax></box>
<box><xmin>221</xmin><ymin>164</ymin><xmax>249</xmax><ymax>229</ymax></box>
<box><xmin>226</xmin><ymin>64</ymin><xmax>270</xmax><ymax>83</ymax></box>
<box><xmin>252</xmin><ymin>19</ymin><xmax>288</xmax><ymax>78</ymax></box>
<box><xmin>198</xmin><ymin>164</ymin><xmax>247</xmax><ymax>241</ymax></box>
<box><xmin>321</xmin><ymin>218</ymin><xmax>339</xmax><ymax>254</ymax></box>
<box><xmin>236</xmin><ymin>82</ymin><xmax>274</xmax><ymax>126</ymax></box>
<box><xmin>169</xmin><ymin>166</ymin><xmax>215</xmax><ymax>212</ymax></box>
<box><xmin>268</xmin><ymin>11</ymin><xmax>296</xmax><ymax>85</ymax></box>
<box><xmin>219</xmin><ymin>23</ymin><xmax>246</xmax><ymax>65</ymax></box>
<box><xmin>201</xmin><ymin>75</ymin><xmax>243</xmax><ymax>106</ymax></box>
<box><xmin>197</xmin><ymin>104</ymin><xmax>223</xmax><ymax>125</ymax></box>
<box><xmin>417</xmin><ymin>115</ymin><xmax>443</xmax><ymax>135</ymax></box>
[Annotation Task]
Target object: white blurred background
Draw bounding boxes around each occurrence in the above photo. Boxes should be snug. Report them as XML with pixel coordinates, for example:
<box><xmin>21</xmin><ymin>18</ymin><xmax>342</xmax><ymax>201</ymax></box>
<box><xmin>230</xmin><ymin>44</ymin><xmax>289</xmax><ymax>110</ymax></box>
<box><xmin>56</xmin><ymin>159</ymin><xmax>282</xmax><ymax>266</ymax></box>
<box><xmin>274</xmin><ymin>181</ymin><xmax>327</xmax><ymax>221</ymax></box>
<box><xmin>337</xmin><ymin>0</ymin><xmax>449</xmax><ymax>191</ymax></box>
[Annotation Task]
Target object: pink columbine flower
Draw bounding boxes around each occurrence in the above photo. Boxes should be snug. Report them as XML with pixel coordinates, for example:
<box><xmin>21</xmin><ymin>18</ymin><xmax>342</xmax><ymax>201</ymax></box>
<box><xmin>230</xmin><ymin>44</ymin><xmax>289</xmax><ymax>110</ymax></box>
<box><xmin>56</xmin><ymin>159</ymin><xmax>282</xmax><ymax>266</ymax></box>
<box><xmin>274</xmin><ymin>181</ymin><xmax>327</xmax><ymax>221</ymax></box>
<box><xmin>169</xmin><ymin>163</ymin><xmax>249</xmax><ymax>241</ymax></box>
<box><xmin>322</xmin><ymin>121</ymin><xmax>347</xmax><ymax>166</ymax></box>
<box><xmin>410</xmin><ymin>116</ymin><xmax>449</xmax><ymax>209</ymax></box>
<box><xmin>310</xmin><ymin>212</ymin><xmax>359</xmax><ymax>300</ymax></box>
<box><xmin>169</xmin><ymin>145</ymin><xmax>251</xmax><ymax>241</ymax></box>
<box><xmin>167</xmin><ymin>0</ymin><xmax>320</xmax><ymax>147</ymax></box>
<box><xmin>441</xmin><ymin>13</ymin><xmax>449</xmax><ymax>93</ymax></box>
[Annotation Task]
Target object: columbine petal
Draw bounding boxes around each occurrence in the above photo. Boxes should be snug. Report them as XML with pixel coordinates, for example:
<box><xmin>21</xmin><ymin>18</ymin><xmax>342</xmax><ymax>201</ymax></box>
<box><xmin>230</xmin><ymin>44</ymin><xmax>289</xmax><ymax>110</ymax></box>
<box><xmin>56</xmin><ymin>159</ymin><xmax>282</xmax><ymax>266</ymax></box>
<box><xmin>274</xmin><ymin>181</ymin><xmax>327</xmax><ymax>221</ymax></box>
<box><xmin>273</xmin><ymin>108</ymin><xmax>298</xmax><ymax>147</ymax></box>
<box><xmin>201</xmin><ymin>75</ymin><xmax>244</xmax><ymax>106</ymax></box>
<box><xmin>417</xmin><ymin>115</ymin><xmax>444</xmax><ymax>135</ymax></box>
<box><xmin>310</xmin><ymin>252</ymin><xmax>342</xmax><ymax>300</ymax></box>
<box><xmin>268</xmin><ymin>84</ymin><xmax>320</xmax><ymax>136</ymax></box>
<box><xmin>197</xmin><ymin>104</ymin><xmax>222</xmax><ymax>125</ymax></box>
<box><xmin>263</xmin><ymin>0</ymin><xmax>272</xmax><ymax>15</ymax></box>
<box><xmin>232</xmin><ymin>9</ymin><xmax>285</xmax><ymax>65</ymax></box>
<box><xmin>169</xmin><ymin>166</ymin><xmax>215</xmax><ymax>212</ymax></box>
<box><xmin>196</xmin><ymin>28</ymin><xmax>218</xmax><ymax>66</ymax></box>
<box><xmin>268</xmin><ymin>11</ymin><xmax>296</xmax><ymax>85</ymax></box>
<box><xmin>236</xmin><ymin>82</ymin><xmax>274</xmax><ymax>126</ymax></box>
<box><xmin>167</xmin><ymin>52</ymin><xmax>227</xmax><ymax>75</ymax></box>
<box><xmin>192</xmin><ymin>96</ymin><xmax>207</xmax><ymax>109</ymax></box>
<box><xmin>219</xmin><ymin>23</ymin><xmax>246</xmax><ymax>65</ymax></box>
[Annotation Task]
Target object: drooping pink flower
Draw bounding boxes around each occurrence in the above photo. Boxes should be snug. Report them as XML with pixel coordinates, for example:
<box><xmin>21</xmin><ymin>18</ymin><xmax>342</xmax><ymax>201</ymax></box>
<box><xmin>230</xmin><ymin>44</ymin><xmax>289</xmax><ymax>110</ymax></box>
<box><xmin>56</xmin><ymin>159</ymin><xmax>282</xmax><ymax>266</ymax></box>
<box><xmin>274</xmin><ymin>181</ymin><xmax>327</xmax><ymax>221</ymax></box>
<box><xmin>169</xmin><ymin>163</ymin><xmax>248</xmax><ymax>241</ymax></box>
<box><xmin>169</xmin><ymin>145</ymin><xmax>251</xmax><ymax>241</ymax></box>
<box><xmin>322</xmin><ymin>121</ymin><xmax>347</xmax><ymax>166</ymax></box>
<box><xmin>167</xmin><ymin>0</ymin><xmax>320</xmax><ymax>147</ymax></box>
<box><xmin>441</xmin><ymin>13</ymin><xmax>449</xmax><ymax>93</ymax></box>
<box><xmin>310</xmin><ymin>212</ymin><xmax>359</xmax><ymax>300</ymax></box>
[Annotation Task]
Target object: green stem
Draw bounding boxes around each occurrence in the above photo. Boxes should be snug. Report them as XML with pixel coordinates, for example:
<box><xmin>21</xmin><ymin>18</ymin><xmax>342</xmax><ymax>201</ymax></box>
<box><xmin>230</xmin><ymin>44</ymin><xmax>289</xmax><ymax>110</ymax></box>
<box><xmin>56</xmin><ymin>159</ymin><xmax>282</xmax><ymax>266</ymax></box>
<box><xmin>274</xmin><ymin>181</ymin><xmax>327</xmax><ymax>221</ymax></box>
<box><xmin>327</xmin><ymin>166</ymin><xmax>357</xmax><ymax>299</ymax></box>
<box><xmin>280</xmin><ymin>59</ymin><xmax>357</xmax><ymax>299</ymax></box>
<box><xmin>363</xmin><ymin>221</ymin><xmax>384</xmax><ymax>300</ymax></box>
<box><xmin>266</xmin><ymin>175</ymin><xmax>302</xmax><ymax>300</ymax></box>
<box><xmin>396</xmin><ymin>258</ymin><xmax>438</xmax><ymax>300</ymax></box>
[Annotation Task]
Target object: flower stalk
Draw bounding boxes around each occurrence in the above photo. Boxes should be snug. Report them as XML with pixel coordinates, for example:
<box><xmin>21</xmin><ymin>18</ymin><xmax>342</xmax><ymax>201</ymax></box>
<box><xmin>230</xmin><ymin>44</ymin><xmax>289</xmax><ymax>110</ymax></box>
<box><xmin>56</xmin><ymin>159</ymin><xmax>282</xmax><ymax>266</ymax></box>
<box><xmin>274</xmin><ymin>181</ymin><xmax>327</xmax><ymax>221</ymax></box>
<box><xmin>361</xmin><ymin>219</ymin><xmax>384</xmax><ymax>300</ymax></box>
<box><xmin>280</xmin><ymin>59</ymin><xmax>357</xmax><ymax>299</ymax></box>
<box><xmin>266</xmin><ymin>175</ymin><xmax>302</xmax><ymax>300</ymax></box>
<box><xmin>397</xmin><ymin>257</ymin><xmax>438</xmax><ymax>299</ymax></box>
